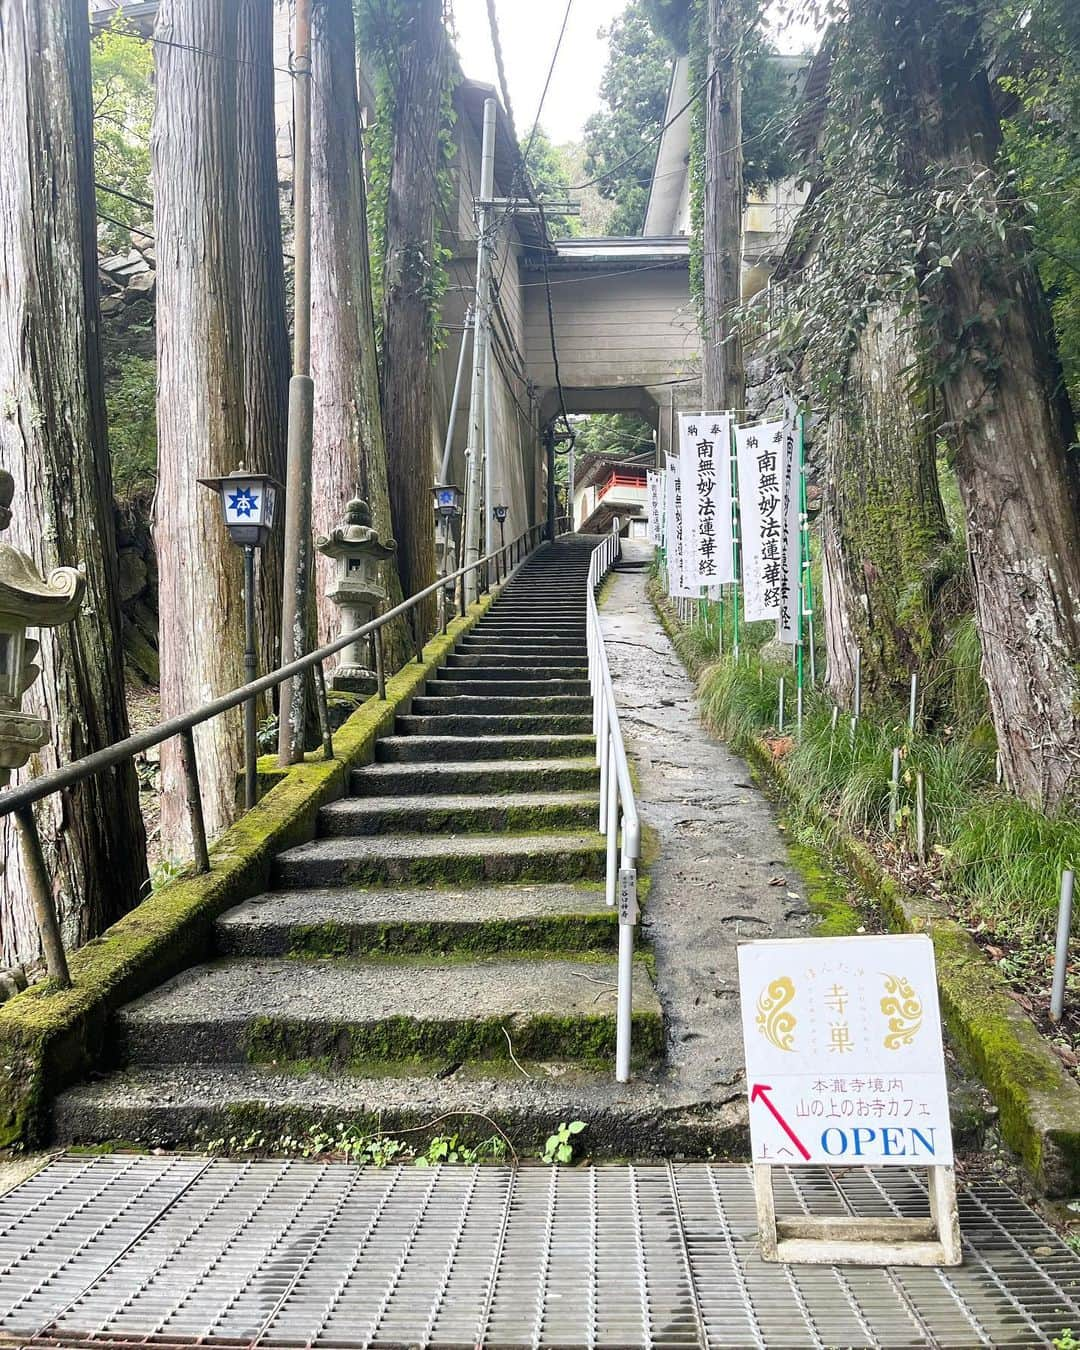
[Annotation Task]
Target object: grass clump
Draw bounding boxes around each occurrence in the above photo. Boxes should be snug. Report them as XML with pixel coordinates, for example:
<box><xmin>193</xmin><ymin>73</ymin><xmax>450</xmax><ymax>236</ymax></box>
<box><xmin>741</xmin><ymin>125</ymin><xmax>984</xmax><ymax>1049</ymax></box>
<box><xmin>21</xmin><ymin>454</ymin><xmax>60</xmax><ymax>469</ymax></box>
<box><xmin>945</xmin><ymin>797</ymin><xmax>1080</xmax><ymax>940</ymax></box>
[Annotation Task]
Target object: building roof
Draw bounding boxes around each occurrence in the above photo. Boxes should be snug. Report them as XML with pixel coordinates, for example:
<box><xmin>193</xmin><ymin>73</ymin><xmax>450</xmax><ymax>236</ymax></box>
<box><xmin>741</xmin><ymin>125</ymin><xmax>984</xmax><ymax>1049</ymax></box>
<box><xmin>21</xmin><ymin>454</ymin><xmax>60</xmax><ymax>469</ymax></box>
<box><xmin>524</xmin><ymin>237</ymin><xmax>690</xmax><ymax>271</ymax></box>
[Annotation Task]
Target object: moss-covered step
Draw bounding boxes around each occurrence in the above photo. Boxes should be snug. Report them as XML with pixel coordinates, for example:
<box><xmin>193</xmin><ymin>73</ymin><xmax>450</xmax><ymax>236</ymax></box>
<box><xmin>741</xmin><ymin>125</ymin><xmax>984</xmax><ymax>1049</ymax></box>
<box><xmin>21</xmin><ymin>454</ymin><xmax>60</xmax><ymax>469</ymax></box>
<box><xmin>113</xmin><ymin>956</ymin><xmax>663</xmax><ymax>1068</ymax></box>
<box><xmin>412</xmin><ymin>695</ymin><xmax>592</xmax><ymax>715</ymax></box>
<box><xmin>423</xmin><ymin>679</ymin><xmax>592</xmax><ymax>698</ymax></box>
<box><xmin>349</xmin><ymin>757</ymin><xmax>599</xmax><ymax>797</ymax></box>
<box><xmin>394</xmin><ymin>713</ymin><xmax>593</xmax><ymax>737</ymax></box>
<box><xmin>317</xmin><ymin>792</ymin><xmax>600</xmax><ymax>837</ymax></box>
<box><xmin>53</xmin><ymin>1065</ymin><xmax>745</xmax><ymax>1158</ymax></box>
<box><xmin>272</xmin><ymin>831</ymin><xmax>607</xmax><ymax>887</ymax></box>
<box><xmin>214</xmin><ymin>882</ymin><xmax>618</xmax><ymax>957</ymax></box>
<box><xmin>375</xmin><ymin>733</ymin><xmax>595</xmax><ymax>763</ymax></box>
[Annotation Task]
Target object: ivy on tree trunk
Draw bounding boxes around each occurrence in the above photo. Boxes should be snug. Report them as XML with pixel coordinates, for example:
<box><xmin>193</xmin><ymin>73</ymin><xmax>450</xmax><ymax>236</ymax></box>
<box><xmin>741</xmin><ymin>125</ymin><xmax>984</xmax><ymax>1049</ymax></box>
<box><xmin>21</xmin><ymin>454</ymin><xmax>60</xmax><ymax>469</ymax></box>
<box><xmin>821</xmin><ymin>306</ymin><xmax>957</xmax><ymax>710</ymax></box>
<box><xmin>868</xmin><ymin>0</ymin><xmax>1080</xmax><ymax>809</ymax></box>
<box><xmin>0</xmin><ymin>0</ymin><xmax>147</xmax><ymax>967</ymax></box>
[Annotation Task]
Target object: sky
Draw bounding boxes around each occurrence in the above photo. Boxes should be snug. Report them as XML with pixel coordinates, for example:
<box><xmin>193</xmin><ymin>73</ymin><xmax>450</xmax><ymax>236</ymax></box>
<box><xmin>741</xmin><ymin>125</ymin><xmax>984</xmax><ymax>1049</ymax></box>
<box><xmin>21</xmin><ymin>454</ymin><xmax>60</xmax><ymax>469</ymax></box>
<box><xmin>450</xmin><ymin>0</ymin><xmax>821</xmax><ymax>145</ymax></box>
<box><xmin>451</xmin><ymin>0</ymin><xmax>628</xmax><ymax>145</ymax></box>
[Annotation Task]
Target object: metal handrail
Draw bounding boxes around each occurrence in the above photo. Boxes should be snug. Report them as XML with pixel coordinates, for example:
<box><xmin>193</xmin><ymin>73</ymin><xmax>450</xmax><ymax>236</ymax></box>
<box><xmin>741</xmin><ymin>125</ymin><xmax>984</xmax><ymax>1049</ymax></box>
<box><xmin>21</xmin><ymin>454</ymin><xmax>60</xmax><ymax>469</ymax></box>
<box><xmin>3</xmin><ymin>519</ymin><xmax>556</xmax><ymax>987</ymax></box>
<box><xmin>586</xmin><ymin>516</ymin><xmax>641</xmax><ymax>1083</ymax></box>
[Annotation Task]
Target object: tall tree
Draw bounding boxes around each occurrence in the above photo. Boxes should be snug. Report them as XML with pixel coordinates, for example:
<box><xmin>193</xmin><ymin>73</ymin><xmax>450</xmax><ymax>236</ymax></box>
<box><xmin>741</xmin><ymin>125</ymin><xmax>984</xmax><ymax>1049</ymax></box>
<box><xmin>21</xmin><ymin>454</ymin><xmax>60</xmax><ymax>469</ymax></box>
<box><xmin>820</xmin><ymin>308</ymin><xmax>957</xmax><ymax>708</ymax></box>
<box><xmin>378</xmin><ymin>0</ymin><xmax>448</xmax><ymax>636</ymax></box>
<box><xmin>152</xmin><ymin>0</ymin><xmax>247</xmax><ymax>852</ymax></box>
<box><xmin>310</xmin><ymin>0</ymin><xmax>402</xmax><ymax>649</ymax></box>
<box><xmin>0</xmin><ymin>0</ymin><xmax>147</xmax><ymax>967</ymax></box>
<box><xmin>237</xmin><ymin>0</ymin><xmax>289</xmax><ymax>679</ymax></box>
<box><xmin>865</xmin><ymin>0</ymin><xmax>1080</xmax><ymax>808</ymax></box>
<box><xmin>701</xmin><ymin>0</ymin><xmax>745</xmax><ymax>411</ymax></box>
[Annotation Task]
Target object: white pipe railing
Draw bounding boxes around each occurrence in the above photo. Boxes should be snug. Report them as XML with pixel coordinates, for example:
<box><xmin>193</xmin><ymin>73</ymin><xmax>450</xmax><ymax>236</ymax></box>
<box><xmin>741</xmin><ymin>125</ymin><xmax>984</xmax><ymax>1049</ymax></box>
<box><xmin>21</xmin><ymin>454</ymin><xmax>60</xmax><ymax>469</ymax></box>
<box><xmin>587</xmin><ymin>517</ymin><xmax>641</xmax><ymax>1083</ymax></box>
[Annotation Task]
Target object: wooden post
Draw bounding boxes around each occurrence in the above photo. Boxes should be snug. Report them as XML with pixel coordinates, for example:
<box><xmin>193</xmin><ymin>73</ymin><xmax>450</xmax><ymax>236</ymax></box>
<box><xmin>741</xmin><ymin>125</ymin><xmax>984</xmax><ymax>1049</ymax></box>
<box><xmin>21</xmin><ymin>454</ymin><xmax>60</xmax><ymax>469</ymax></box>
<box><xmin>13</xmin><ymin>806</ymin><xmax>71</xmax><ymax>988</ymax></box>
<box><xmin>179</xmin><ymin>728</ymin><xmax>210</xmax><ymax>874</ymax></box>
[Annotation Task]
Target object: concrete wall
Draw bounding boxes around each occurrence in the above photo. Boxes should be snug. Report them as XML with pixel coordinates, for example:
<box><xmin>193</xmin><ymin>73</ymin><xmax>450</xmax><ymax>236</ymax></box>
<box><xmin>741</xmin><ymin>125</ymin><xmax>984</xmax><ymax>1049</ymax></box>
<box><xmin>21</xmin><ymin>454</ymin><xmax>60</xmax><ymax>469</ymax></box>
<box><xmin>524</xmin><ymin>265</ymin><xmax>700</xmax><ymax>412</ymax></box>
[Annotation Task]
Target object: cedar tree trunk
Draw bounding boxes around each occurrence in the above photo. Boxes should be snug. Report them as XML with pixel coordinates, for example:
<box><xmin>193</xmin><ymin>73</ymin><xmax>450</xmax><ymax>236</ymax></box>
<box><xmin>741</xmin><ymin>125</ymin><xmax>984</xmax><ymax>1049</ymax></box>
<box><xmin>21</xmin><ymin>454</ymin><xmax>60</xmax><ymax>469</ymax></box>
<box><xmin>821</xmin><ymin>306</ymin><xmax>955</xmax><ymax>709</ymax></box>
<box><xmin>0</xmin><ymin>0</ymin><xmax>147</xmax><ymax>967</ymax></box>
<box><xmin>871</xmin><ymin>0</ymin><xmax>1080</xmax><ymax>808</ymax></box>
<box><xmin>701</xmin><ymin>0</ymin><xmax>745</xmax><ymax>412</ymax></box>
<box><xmin>238</xmin><ymin>0</ymin><xmax>290</xmax><ymax>682</ymax></box>
<box><xmin>310</xmin><ymin>0</ymin><xmax>403</xmax><ymax>655</ymax></box>
<box><xmin>381</xmin><ymin>0</ymin><xmax>446</xmax><ymax>639</ymax></box>
<box><xmin>152</xmin><ymin>0</ymin><xmax>247</xmax><ymax>853</ymax></box>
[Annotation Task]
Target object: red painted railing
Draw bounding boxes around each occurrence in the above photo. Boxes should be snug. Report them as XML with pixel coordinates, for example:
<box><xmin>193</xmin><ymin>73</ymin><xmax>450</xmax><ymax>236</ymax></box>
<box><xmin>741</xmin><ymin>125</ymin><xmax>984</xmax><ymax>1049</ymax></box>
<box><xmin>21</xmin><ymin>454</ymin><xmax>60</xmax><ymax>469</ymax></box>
<box><xmin>597</xmin><ymin>471</ymin><xmax>648</xmax><ymax>502</ymax></box>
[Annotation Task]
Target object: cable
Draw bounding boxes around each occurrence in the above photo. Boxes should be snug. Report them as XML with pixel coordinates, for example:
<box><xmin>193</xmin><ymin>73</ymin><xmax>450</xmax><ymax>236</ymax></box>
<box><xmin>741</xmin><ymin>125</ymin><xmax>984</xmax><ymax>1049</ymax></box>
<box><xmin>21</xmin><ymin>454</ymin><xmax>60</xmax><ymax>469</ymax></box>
<box><xmin>520</xmin><ymin>0</ymin><xmax>574</xmax><ymax>175</ymax></box>
<box><xmin>96</xmin><ymin>181</ymin><xmax>153</xmax><ymax>215</ymax></box>
<box><xmin>538</xmin><ymin>203</ymin><xmax>571</xmax><ymax>438</ymax></box>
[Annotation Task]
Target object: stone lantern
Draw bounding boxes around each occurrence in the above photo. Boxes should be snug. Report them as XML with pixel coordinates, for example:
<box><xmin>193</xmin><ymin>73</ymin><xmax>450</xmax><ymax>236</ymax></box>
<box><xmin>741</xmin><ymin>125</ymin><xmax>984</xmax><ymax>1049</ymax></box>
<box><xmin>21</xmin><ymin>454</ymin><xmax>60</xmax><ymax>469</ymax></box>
<box><xmin>0</xmin><ymin>469</ymin><xmax>85</xmax><ymax>788</ymax></box>
<box><xmin>316</xmin><ymin>497</ymin><xmax>396</xmax><ymax>693</ymax></box>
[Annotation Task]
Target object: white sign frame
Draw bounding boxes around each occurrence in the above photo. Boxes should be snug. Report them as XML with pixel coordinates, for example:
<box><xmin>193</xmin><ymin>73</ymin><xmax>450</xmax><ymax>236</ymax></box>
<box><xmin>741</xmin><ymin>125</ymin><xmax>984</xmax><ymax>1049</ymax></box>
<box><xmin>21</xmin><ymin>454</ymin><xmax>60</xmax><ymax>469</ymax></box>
<box><xmin>735</xmin><ymin>420</ymin><xmax>785</xmax><ymax>622</ymax></box>
<box><xmin>738</xmin><ymin>934</ymin><xmax>961</xmax><ymax>1267</ymax></box>
<box><xmin>678</xmin><ymin>413</ymin><xmax>734</xmax><ymax>587</ymax></box>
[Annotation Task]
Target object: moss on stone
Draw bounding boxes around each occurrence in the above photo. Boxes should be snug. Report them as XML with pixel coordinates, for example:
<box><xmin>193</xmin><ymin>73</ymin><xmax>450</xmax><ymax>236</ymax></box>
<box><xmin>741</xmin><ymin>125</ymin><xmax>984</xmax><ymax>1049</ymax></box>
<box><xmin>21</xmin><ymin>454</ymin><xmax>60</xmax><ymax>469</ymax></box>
<box><xmin>286</xmin><ymin>912</ymin><xmax>619</xmax><ymax>959</ymax></box>
<box><xmin>0</xmin><ymin>592</ymin><xmax>497</xmax><ymax>1151</ymax></box>
<box><xmin>742</xmin><ymin>733</ymin><xmax>1080</xmax><ymax>1195</ymax></box>
<box><xmin>244</xmin><ymin>1006</ymin><xmax>664</xmax><ymax>1071</ymax></box>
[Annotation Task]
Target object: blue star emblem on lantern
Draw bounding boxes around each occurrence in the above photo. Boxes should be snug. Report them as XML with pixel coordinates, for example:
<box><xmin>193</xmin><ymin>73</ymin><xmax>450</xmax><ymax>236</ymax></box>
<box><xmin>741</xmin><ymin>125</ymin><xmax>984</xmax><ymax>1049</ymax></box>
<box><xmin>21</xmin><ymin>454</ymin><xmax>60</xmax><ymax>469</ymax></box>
<box><xmin>228</xmin><ymin>487</ymin><xmax>259</xmax><ymax>519</ymax></box>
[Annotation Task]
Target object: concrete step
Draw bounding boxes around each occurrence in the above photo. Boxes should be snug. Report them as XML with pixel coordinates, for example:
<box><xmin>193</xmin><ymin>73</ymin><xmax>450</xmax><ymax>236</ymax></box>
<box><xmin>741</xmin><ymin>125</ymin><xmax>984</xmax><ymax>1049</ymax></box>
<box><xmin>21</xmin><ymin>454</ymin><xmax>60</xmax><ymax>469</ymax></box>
<box><xmin>215</xmin><ymin>882</ymin><xmax>616</xmax><ymax>957</ymax></box>
<box><xmin>445</xmin><ymin>653</ymin><xmax>587</xmax><ymax>669</ymax></box>
<box><xmin>473</xmin><ymin>626</ymin><xmax>587</xmax><ymax>638</ymax></box>
<box><xmin>424</xmin><ymin>679</ymin><xmax>591</xmax><ymax>698</ymax></box>
<box><xmin>459</xmin><ymin>638</ymin><xmax>587</xmax><ymax>652</ymax></box>
<box><xmin>53</xmin><ymin>1066</ymin><xmax>734</xmax><ymax>1157</ymax></box>
<box><xmin>375</xmin><ymin>734</ymin><xmax>594</xmax><ymax>763</ymax></box>
<box><xmin>317</xmin><ymin>791</ymin><xmax>599</xmax><ymax>836</ymax></box>
<box><xmin>433</xmin><ymin>664</ymin><xmax>588</xmax><ymax>683</ymax></box>
<box><xmin>113</xmin><ymin>956</ymin><xmax>661</xmax><ymax>1068</ymax></box>
<box><xmin>413</xmin><ymin>695</ymin><xmax>591</xmax><ymax>715</ymax></box>
<box><xmin>350</xmin><ymin>757</ymin><xmax>599</xmax><ymax>797</ymax></box>
<box><xmin>273</xmin><ymin>830</ymin><xmax>606</xmax><ymax>887</ymax></box>
<box><xmin>394</xmin><ymin>713</ymin><xmax>592</xmax><ymax>737</ymax></box>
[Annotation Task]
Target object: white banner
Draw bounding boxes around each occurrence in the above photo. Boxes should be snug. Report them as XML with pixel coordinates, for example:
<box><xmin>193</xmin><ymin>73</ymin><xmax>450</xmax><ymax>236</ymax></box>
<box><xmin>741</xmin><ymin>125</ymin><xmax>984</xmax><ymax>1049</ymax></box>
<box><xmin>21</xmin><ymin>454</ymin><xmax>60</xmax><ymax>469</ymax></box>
<box><xmin>665</xmin><ymin>457</ymin><xmax>697</xmax><ymax>598</ymax></box>
<box><xmin>678</xmin><ymin>413</ymin><xmax>734</xmax><ymax>587</ymax></box>
<box><xmin>646</xmin><ymin>470</ymin><xmax>662</xmax><ymax>545</ymax></box>
<box><xmin>739</xmin><ymin>935</ymin><xmax>954</xmax><ymax>1168</ymax></box>
<box><xmin>777</xmin><ymin>397</ymin><xmax>802</xmax><ymax>645</ymax></box>
<box><xmin>735</xmin><ymin>419</ymin><xmax>785</xmax><ymax>622</ymax></box>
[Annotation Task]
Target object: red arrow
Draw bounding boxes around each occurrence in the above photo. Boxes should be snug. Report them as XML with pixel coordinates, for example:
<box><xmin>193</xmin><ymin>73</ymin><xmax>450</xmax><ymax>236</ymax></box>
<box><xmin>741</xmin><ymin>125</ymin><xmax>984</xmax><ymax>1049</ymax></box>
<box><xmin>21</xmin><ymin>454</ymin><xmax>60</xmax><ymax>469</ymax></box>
<box><xmin>750</xmin><ymin>1083</ymin><xmax>811</xmax><ymax>1161</ymax></box>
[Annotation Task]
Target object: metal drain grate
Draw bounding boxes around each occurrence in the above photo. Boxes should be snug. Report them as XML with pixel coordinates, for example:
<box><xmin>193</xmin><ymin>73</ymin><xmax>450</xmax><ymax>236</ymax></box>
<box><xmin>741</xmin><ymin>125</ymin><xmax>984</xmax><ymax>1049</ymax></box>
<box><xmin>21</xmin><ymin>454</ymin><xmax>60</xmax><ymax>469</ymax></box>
<box><xmin>1</xmin><ymin>1158</ymin><xmax>1078</xmax><ymax>1348</ymax></box>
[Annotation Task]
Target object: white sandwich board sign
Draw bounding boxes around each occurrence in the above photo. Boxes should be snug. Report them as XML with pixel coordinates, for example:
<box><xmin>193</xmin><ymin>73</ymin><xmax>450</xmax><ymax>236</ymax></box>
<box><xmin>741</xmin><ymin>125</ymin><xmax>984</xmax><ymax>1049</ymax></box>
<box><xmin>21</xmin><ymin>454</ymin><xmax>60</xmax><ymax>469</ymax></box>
<box><xmin>737</xmin><ymin>934</ymin><xmax>961</xmax><ymax>1267</ymax></box>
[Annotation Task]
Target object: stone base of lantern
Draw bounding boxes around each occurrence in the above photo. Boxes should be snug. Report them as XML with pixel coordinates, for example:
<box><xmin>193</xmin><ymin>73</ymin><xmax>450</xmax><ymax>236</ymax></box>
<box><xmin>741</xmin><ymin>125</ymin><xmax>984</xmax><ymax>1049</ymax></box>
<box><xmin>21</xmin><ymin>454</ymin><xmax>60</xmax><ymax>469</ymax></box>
<box><xmin>331</xmin><ymin>666</ymin><xmax>379</xmax><ymax>695</ymax></box>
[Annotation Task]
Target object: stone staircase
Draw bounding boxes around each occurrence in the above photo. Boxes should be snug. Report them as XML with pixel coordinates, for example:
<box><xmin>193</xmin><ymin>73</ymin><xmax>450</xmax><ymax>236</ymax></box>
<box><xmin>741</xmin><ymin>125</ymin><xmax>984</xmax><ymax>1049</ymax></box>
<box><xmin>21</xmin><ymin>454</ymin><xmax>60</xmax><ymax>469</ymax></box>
<box><xmin>55</xmin><ymin>536</ymin><xmax>665</xmax><ymax>1153</ymax></box>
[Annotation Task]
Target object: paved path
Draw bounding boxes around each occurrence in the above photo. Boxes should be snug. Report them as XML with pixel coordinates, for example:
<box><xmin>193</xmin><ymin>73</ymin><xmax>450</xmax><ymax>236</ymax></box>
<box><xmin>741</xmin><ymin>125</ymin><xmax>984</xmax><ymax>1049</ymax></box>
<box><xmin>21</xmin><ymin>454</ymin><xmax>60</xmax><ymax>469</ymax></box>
<box><xmin>600</xmin><ymin>545</ymin><xmax>812</xmax><ymax>1102</ymax></box>
<box><xmin>1</xmin><ymin>1155</ymin><xmax>1078</xmax><ymax>1347</ymax></box>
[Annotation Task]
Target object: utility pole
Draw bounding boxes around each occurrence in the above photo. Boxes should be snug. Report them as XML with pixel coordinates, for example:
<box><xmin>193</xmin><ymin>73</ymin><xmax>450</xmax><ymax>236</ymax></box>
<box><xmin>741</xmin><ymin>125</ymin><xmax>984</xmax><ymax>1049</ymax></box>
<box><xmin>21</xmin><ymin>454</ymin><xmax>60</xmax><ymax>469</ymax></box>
<box><xmin>461</xmin><ymin>100</ymin><xmax>579</xmax><ymax>598</ymax></box>
<box><xmin>462</xmin><ymin>98</ymin><xmax>496</xmax><ymax>605</ymax></box>
<box><xmin>277</xmin><ymin>0</ymin><xmax>314</xmax><ymax>764</ymax></box>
